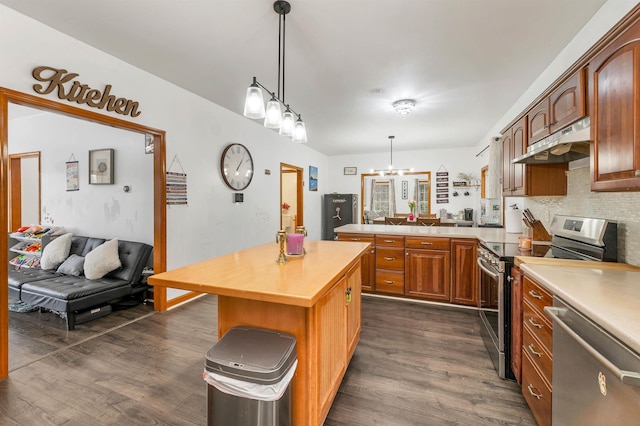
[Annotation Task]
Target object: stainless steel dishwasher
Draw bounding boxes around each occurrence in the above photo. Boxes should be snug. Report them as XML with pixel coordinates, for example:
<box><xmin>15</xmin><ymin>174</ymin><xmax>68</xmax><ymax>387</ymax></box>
<box><xmin>546</xmin><ymin>298</ymin><xmax>640</xmax><ymax>425</ymax></box>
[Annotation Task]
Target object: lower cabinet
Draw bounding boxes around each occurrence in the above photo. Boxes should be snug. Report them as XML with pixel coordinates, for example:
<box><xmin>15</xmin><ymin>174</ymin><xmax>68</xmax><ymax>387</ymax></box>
<box><xmin>521</xmin><ymin>274</ymin><xmax>553</xmax><ymax>426</ymax></box>
<box><xmin>510</xmin><ymin>265</ymin><xmax>524</xmax><ymax>383</ymax></box>
<box><xmin>336</xmin><ymin>233</ymin><xmax>375</xmax><ymax>291</ymax></box>
<box><xmin>405</xmin><ymin>237</ymin><xmax>451</xmax><ymax>301</ymax></box>
<box><xmin>316</xmin><ymin>261</ymin><xmax>361</xmax><ymax>422</ymax></box>
<box><xmin>336</xmin><ymin>232</ymin><xmax>479</xmax><ymax>307</ymax></box>
<box><xmin>450</xmin><ymin>239</ymin><xmax>478</xmax><ymax>306</ymax></box>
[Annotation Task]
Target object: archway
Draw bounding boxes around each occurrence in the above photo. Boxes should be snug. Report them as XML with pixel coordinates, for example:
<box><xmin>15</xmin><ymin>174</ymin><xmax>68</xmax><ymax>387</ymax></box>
<box><xmin>0</xmin><ymin>87</ymin><xmax>167</xmax><ymax>379</ymax></box>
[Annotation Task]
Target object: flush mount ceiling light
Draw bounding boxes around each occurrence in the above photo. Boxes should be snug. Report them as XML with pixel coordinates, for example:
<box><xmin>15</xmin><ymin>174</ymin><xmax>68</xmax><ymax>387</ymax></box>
<box><xmin>370</xmin><ymin>136</ymin><xmax>414</xmax><ymax>176</ymax></box>
<box><xmin>392</xmin><ymin>99</ymin><xmax>417</xmax><ymax>117</ymax></box>
<box><xmin>242</xmin><ymin>0</ymin><xmax>307</xmax><ymax>143</ymax></box>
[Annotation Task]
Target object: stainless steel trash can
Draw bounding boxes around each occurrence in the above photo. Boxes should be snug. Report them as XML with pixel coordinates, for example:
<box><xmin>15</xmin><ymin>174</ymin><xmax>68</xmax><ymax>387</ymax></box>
<box><xmin>203</xmin><ymin>326</ymin><xmax>297</xmax><ymax>426</ymax></box>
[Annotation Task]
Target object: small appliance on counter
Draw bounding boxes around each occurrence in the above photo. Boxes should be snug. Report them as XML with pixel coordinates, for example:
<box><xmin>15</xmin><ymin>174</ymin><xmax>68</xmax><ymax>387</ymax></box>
<box><xmin>464</xmin><ymin>208</ymin><xmax>473</xmax><ymax>221</ymax></box>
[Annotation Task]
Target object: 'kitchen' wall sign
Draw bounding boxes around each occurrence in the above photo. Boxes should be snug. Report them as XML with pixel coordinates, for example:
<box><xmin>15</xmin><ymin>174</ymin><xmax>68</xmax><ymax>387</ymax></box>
<box><xmin>32</xmin><ymin>66</ymin><xmax>141</xmax><ymax>118</ymax></box>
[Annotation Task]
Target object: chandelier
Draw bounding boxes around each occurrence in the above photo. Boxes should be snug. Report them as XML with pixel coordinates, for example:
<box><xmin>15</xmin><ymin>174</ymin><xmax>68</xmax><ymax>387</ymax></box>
<box><xmin>242</xmin><ymin>1</ymin><xmax>307</xmax><ymax>143</ymax></box>
<box><xmin>370</xmin><ymin>136</ymin><xmax>414</xmax><ymax>176</ymax></box>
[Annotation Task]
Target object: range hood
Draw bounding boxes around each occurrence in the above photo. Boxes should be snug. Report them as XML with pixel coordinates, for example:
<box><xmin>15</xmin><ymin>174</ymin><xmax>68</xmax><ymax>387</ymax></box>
<box><xmin>512</xmin><ymin>116</ymin><xmax>591</xmax><ymax>164</ymax></box>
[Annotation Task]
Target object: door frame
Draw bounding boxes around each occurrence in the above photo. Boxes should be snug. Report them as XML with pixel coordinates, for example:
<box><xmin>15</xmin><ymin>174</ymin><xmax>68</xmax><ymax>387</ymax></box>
<box><xmin>0</xmin><ymin>87</ymin><xmax>168</xmax><ymax>379</ymax></box>
<box><xmin>280</xmin><ymin>163</ymin><xmax>304</xmax><ymax>229</ymax></box>
<box><xmin>8</xmin><ymin>151</ymin><xmax>41</xmax><ymax>231</ymax></box>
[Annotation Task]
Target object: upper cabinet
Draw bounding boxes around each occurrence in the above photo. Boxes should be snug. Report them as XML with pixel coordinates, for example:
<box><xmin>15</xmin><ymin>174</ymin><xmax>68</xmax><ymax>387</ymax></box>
<box><xmin>502</xmin><ymin>116</ymin><xmax>567</xmax><ymax>197</ymax></box>
<box><xmin>589</xmin><ymin>17</ymin><xmax>640</xmax><ymax>191</ymax></box>
<box><xmin>549</xmin><ymin>69</ymin><xmax>586</xmax><ymax>134</ymax></box>
<box><xmin>527</xmin><ymin>99</ymin><xmax>550</xmax><ymax>145</ymax></box>
<box><xmin>527</xmin><ymin>69</ymin><xmax>586</xmax><ymax>146</ymax></box>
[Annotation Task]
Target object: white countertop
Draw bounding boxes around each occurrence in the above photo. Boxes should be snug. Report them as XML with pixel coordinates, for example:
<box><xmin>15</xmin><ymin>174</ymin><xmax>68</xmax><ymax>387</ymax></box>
<box><xmin>520</xmin><ymin>264</ymin><xmax>640</xmax><ymax>354</ymax></box>
<box><xmin>334</xmin><ymin>224</ymin><xmax>525</xmax><ymax>244</ymax></box>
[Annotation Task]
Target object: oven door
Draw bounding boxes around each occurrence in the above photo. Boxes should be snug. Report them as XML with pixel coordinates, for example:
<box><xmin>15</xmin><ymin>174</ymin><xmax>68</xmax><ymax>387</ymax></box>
<box><xmin>477</xmin><ymin>256</ymin><xmax>508</xmax><ymax>378</ymax></box>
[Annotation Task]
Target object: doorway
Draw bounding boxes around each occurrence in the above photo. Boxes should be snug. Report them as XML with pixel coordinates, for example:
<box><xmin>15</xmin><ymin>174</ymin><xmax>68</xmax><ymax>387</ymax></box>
<box><xmin>0</xmin><ymin>87</ymin><xmax>167</xmax><ymax>379</ymax></box>
<box><xmin>8</xmin><ymin>151</ymin><xmax>41</xmax><ymax>231</ymax></box>
<box><xmin>280</xmin><ymin>163</ymin><xmax>304</xmax><ymax>232</ymax></box>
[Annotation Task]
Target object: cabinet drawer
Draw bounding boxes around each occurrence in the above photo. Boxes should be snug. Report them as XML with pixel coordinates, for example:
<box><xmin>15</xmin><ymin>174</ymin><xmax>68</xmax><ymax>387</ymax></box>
<box><xmin>522</xmin><ymin>351</ymin><xmax>552</xmax><ymax>426</ymax></box>
<box><xmin>375</xmin><ymin>235</ymin><xmax>405</xmax><ymax>247</ymax></box>
<box><xmin>405</xmin><ymin>237</ymin><xmax>450</xmax><ymax>250</ymax></box>
<box><xmin>375</xmin><ymin>248</ymin><xmax>404</xmax><ymax>270</ymax></box>
<box><xmin>523</xmin><ymin>276</ymin><xmax>552</xmax><ymax>313</ymax></box>
<box><xmin>523</xmin><ymin>324</ymin><xmax>552</xmax><ymax>386</ymax></box>
<box><xmin>523</xmin><ymin>299</ymin><xmax>552</xmax><ymax>352</ymax></box>
<box><xmin>375</xmin><ymin>270</ymin><xmax>404</xmax><ymax>295</ymax></box>
<box><xmin>337</xmin><ymin>233</ymin><xmax>375</xmax><ymax>244</ymax></box>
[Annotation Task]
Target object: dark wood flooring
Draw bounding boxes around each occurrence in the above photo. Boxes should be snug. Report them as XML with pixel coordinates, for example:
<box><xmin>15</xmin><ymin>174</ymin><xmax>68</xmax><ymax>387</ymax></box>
<box><xmin>1</xmin><ymin>295</ymin><xmax>535</xmax><ymax>425</ymax></box>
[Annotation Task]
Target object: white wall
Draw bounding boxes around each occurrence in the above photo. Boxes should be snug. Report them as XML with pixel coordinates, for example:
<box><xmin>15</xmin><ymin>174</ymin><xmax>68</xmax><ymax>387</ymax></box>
<box><xmin>9</xmin><ymin>108</ymin><xmax>154</xmax><ymax>244</ymax></box>
<box><xmin>0</xmin><ymin>6</ymin><xmax>328</xmax><ymax>300</ymax></box>
<box><xmin>328</xmin><ymin>147</ymin><xmax>486</xmax><ymax>222</ymax></box>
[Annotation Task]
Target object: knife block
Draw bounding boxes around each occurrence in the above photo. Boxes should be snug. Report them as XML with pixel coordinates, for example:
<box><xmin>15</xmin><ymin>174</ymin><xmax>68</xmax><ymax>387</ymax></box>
<box><xmin>523</xmin><ymin>219</ymin><xmax>552</xmax><ymax>241</ymax></box>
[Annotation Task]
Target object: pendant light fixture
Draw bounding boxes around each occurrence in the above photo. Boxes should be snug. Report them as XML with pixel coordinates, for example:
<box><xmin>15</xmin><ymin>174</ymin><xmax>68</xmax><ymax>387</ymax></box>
<box><xmin>370</xmin><ymin>136</ymin><xmax>414</xmax><ymax>176</ymax></box>
<box><xmin>242</xmin><ymin>1</ymin><xmax>307</xmax><ymax>143</ymax></box>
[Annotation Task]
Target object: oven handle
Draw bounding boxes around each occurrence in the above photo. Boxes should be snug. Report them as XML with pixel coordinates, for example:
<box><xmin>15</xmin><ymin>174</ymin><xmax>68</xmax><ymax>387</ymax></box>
<box><xmin>545</xmin><ymin>307</ymin><xmax>640</xmax><ymax>388</ymax></box>
<box><xmin>476</xmin><ymin>257</ymin><xmax>500</xmax><ymax>280</ymax></box>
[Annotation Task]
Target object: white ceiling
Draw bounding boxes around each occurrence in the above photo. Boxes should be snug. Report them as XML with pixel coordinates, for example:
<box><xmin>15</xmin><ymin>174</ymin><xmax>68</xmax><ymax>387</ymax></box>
<box><xmin>1</xmin><ymin>0</ymin><xmax>607</xmax><ymax>156</ymax></box>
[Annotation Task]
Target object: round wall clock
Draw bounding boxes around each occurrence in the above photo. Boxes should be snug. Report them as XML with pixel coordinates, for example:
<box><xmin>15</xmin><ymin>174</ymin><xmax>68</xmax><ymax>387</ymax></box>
<box><xmin>220</xmin><ymin>143</ymin><xmax>254</xmax><ymax>190</ymax></box>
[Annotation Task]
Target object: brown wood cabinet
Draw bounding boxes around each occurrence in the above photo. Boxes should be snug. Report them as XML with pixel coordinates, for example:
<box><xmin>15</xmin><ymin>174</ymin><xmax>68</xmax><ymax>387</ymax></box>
<box><xmin>549</xmin><ymin>69</ymin><xmax>586</xmax><ymax>133</ymax></box>
<box><xmin>521</xmin><ymin>275</ymin><xmax>553</xmax><ymax>426</ymax></box>
<box><xmin>502</xmin><ymin>115</ymin><xmax>568</xmax><ymax>197</ymax></box>
<box><xmin>450</xmin><ymin>239</ymin><xmax>478</xmax><ymax>306</ymax></box>
<box><xmin>510</xmin><ymin>265</ymin><xmax>523</xmax><ymax>384</ymax></box>
<box><xmin>527</xmin><ymin>99</ymin><xmax>550</xmax><ymax>145</ymax></box>
<box><xmin>405</xmin><ymin>237</ymin><xmax>451</xmax><ymax>301</ymax></box>
<box><xmin>502</xmin><ymin>117</ymin><xmax>526</xmax><ymax>196</ymax></box>
<box><xmin>375</xmin><ymin>235</ymin><xmax>405</xmax><ymax>295</ymax></box>
<box><xmin>337</xmin><ymin>233</ymin><xmax>375</xmax><ymax>291</ymax></box>
<box><xmin>589</xmin><ymin>17</ymin><xmax>640</xmax><ymax>191</ymax></box>
<box><xmin>346</xmin><ymin>262</ymin><xmax>362</xmax><ymax>360</ymax></box>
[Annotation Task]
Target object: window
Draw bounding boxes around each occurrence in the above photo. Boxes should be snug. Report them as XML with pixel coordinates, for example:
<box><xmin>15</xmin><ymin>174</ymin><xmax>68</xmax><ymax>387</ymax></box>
<box><xmin>417</xmin><ymin>180</ymin><xmax>430</xmax><ymax>214</ymax></box>
<box><xmin>373</xmin><ymin>181</ymin><xmax>390</xmax><ymax>216</ymax></box>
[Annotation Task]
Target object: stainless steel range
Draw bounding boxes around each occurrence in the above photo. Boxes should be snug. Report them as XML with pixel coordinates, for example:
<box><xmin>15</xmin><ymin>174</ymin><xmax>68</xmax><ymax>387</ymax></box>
<box><xmin>478</xmin><ymin>215</ymin><xmax>618</xmax><ymax>380</ymax></box>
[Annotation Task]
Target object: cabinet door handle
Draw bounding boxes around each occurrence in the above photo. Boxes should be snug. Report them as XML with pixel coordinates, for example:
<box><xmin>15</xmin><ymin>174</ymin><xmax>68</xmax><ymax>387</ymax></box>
<box><xmin>420</xmin><ymin>241</ymin><xmax>433</xmax><ymax>245</ymax></box>
<box><xmin>528</xmin><ymin>290</ymin><xmax>543</xmax><ymax>300</ymax></box>
<box><xmin>345</xmin><ymin>287</ymin><xmax>352</xmax><ymax>305</ymax></box>
<box><xmin>350</xmin><ymin>238</ymin><xmax>361</xmax><ymax>241</ymax></box>
<box><xmin>528</xmin><ymin>317</ymin><xmax>543</xmax><ymax>329</ymax></box>
<box><xmin>384</xmin><ymin>280</ymin><xmax>394</xmax><ymax>285</ymax></box>
<box><xmin>528</xmin><ymin>344</ymin><xmax>543</xmax><ymax>358</ymax></box>
<box><xmin>384</xmin><ymin>257</ymin><xmax>395</xmax><ymax>261</ymax></box>
<box><xmin>527</xmin><ymin>384</ymin><xmax>542</xmax><ymax>399</ymax></box>
<box><xmin>635</xmin><ymin>170</ymin><xmax>640</xmax><ymax>177</ymax></box>
<box><xmin>383</xmin><ymin>239</ymin><xmax>395</xmax><ymax>243</ymax></box>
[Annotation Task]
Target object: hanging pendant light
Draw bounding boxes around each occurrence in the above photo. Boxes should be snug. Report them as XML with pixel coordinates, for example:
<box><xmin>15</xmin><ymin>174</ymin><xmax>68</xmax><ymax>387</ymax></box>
<box><xmin>264</xmin><ymin>93</ymin><xmax>283</xmax><ymax>129</ymax></box>
<box><xmin>243</xmin><ymin>78</ymin><xmax>265</xmax><ymax>119</ymax></box>
<box><xmin>370</xmin><ymin>136</ymin><xmax>414</xmax><ymax>175</ymax></box>
<box><xmin>241</xmin><ymin>1</ymin><xmax>308</xmax><ymax>142</ymax></box>
<box><xmin>280</xmin><ymin>105</ymin><xmax>295</xmax><ymax>137</ymax></box>
<box><xmin>292</xmin><ymin>115</ymin><xmax>308</xmax><ymax>143</ymax></box>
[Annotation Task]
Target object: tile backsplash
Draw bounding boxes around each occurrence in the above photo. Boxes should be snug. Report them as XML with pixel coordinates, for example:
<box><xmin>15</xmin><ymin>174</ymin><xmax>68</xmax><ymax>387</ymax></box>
<box><xmin>515</xmin><ymin>166</ymin><xmax>640</xmax><ymax>267</ymax></box>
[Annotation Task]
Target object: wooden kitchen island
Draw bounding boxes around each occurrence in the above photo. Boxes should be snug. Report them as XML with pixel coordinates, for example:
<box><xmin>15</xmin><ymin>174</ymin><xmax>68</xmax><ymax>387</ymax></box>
<box><xmin>148</xmin><ymin>240</ymin><xmax>370</xmax><ymax>426</ymax></box>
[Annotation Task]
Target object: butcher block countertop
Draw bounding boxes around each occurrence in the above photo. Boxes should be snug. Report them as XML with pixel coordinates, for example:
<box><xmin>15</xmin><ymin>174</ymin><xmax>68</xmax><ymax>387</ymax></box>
<box><xmin>519</xmin><ymin>264</ymin><xmax>640</xmax><ymax>354</ymax></box>
<box><xmin>334</xmin><ymin>224</ymin><xmax>525</xmax><ymax>244</ymax></box>
<box><xmin>148</xmin><ymin>240</ymin><xmax>370</xmax><ymax>307</ymax></box>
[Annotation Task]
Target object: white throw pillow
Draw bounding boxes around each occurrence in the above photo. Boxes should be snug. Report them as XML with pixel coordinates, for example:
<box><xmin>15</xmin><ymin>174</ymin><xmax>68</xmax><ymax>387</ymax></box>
<box><xmin>40</xmin><ymin>233</ymin><xmax>73</xmax><ymax>270</ymax></box>
<box><xmin>84</xmin><ymin>239</ymin><xmax>121</xmax><ymax>280</ymax></box>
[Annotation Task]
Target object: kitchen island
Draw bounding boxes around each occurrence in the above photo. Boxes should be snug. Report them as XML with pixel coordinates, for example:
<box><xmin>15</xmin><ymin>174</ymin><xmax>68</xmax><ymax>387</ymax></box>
<box><xmin>148</xmin><ymin>240</ymin><xmax>370</xmax><ymax>426</ymax></box>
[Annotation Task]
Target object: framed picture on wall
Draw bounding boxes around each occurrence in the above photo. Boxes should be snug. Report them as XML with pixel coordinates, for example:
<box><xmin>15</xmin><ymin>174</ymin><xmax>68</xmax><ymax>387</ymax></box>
<box><xmin>66</xmin><ymin>161</ymin><xmax>79</xmax><ymax>191</ymax></box>
<box><xmin>89</xmin><ymin>148</ymin><xmax>114</xmax><ymax>185</ymax></box>
<box><xmin>343</xmin><ymin>166</ymin><xmax>357</xmax><ymax>175</ymax></box>
<box><xmin>309</xmin><ymin>166</ymin><xmax>318</xmax><ymax>191</ymax></box>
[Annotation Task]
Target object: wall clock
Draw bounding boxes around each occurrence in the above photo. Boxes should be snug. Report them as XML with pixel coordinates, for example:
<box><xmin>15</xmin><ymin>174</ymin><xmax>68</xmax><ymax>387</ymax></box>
<box><xmin>220</xmin><ymin>143</ymin><xmax>254</xmax><ymax>190</ymax></box>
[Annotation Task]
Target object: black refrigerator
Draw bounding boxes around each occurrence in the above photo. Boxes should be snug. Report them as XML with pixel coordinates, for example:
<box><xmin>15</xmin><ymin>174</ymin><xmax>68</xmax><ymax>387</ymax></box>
<box><xmin>322</xmin><ymin>193</ymin><xmax>358</xmax><ymax>240</ymax></box>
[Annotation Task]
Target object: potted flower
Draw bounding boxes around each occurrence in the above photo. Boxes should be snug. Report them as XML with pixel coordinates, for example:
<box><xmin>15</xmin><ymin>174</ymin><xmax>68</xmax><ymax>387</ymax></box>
<box><xmin>282</xmin><ymin>202</ymin><xmax>290</xmax><ymax>214</ymax></box>
<box><xmin>408</xmin><ymin>199</ymin><xmax>416</xmax><ymax>221</ymax></box>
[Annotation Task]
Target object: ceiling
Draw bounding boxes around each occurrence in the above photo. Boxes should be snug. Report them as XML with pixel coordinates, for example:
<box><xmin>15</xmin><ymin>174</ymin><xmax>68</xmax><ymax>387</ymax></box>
<box><xmin>2</xmin><ymin>0</ymin><xmax>608</xmax><ymax>156</ymax></box>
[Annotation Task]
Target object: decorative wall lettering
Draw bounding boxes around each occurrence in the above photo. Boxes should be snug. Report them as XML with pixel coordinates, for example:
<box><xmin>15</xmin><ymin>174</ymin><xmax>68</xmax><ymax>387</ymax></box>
<box><xmin>32</xmin><ymin>66</ymin><xmax>141</xmax><ymax>118</ymax></box>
